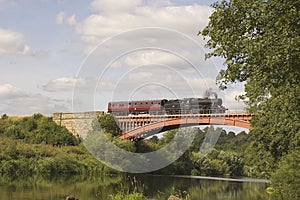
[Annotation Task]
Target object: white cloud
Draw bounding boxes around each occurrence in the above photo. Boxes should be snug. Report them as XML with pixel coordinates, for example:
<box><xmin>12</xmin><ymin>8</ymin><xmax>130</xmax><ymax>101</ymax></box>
<box><xmin>56</xmin><ymin>11</ymin><xmax>65</xmax><ymax>24</ymax></box>
<box><xmin>0</xmin><ymin>84</ymin><xmax>25</xmax><ymax>99</ymax></box>
<box><xmin>66</xmin><ymin>14</ymin><xmax>77</xmax><ymax>26</ymax></box>
<box><xmin>0</xmin><ymin>84</ymin><xmax>69</xmax><ymax>116</ymax></box>
<box><xmin>124</xmin><ymin>51</ymin><xmax>184</xmax><ymax>67</ymax></box>
<box><xmin>90</xmin><ymin>0</ymin><xmax>142</xmax><ymax>13</ymax></box>
<box><xmin>42</xmin><ymin>77</ymin><xmax>94</xmax><ymax>92</ymax></box>
<box><xmin>219</xmin><ymin>84</ymin><xmax>247</xmax><ymax>112</ymax></box>
<box><xmin>75</xmin><ymin>2</ymin><xmax>213</xmax><ymax>51</ymax></box>
<box><xmin>146</xmin><ymin>0</ymin><xmax>172</xmax><ymax>7</ymax></box>
<box><xmin>96</xmin><ymin>66</ymin><xmax>217</xmax><ymax>99</ymax></box>
<box><xmin>56</xmin><ymin>12</ymin><xmax>76</xmax><ymax>26</ymax></box>
<box><xmin>0</xmin><ymin>28</ymin><xmax>32</xmax><ymax>55</ymax></box>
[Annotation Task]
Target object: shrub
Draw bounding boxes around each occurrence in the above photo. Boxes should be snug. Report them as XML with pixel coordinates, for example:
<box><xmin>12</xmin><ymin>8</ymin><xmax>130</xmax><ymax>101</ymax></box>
<box><xmin>270</xmin><ymin>148</ymin><xmax>300</xmax><ymax>200</ymax></box>
<box><xmin>108</xmin><ymin>192</ymin><xmax>147</xmax><ymax>200</ymax></box>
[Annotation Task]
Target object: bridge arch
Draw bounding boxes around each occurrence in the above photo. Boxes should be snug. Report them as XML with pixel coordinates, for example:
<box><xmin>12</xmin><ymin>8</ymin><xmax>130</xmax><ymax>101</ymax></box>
<box><xmin>118</xmin><ymin>114</ymin><xmax>252</xmax><ymax>140</ymax></box>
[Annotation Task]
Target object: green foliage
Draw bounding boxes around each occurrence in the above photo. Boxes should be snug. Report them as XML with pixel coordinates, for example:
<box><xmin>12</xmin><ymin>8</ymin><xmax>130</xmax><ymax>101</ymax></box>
<box><xmin>201</xmin><ymin>0</ymin><xmax>300</xmax><ymax>177</ymax></box>
<box><xmin>270</xmin><ymin>148</ymin><xmax>300</xmax><ymax>200</ymax></box>
<box><xmin>149</xmin><ymin>127</ymin><xmax>248</xmax><ymax>177</ymax></box>
<box><xmin>113</xmin><ymin>137</ymin><xmax>137</xmax><ymax>152</ymax></box>
<box><xmin>97</xmin><ymin>113</ymin><xmax>122</xmax><ymax>136</ymax></box>
<box><xmin>89</xmin><ymin>113</ymin><xmax>250</xmax><ymax>177</ymax></box>
<box><xmin>243</xmin><ymin>142</ymin><xmax>275</xmax><ymax>178</ymax></box>
<box><xmin>84</xmin><ymin>130</ymin><xmax>138</xmax><ymax>172</ymax></box>
<box><xmin>85</xmin><ymin>124</ymin><xmax>250</xmax><ymax>177</ymax></box>
<box><xmin>192</xmin><ymin>149</ymin><xmax>244</xmax><ymax>177</ymax></box>
<box><xmin>0</xmin><ymin>113</ymin><xmax>252</xmax><ymax>178</ymax></box>
<box><xmin>1</xmin><ymin>114</ymin><xmax>8</xmax><ymax>120</ymax></box>
<box><xmin>0</xmin><ymin>135</ymin><xmax>109</xmax><ymax>177</ymax></box>
<box><xmin>4</xmin><ymin>124</ymin><xmax>25</xmax><ymax>139</ymax></box>
<box><xmin>215</xmin><ymin>130</ymin><xmax>250</xmax><ymax>154</ymax></box>
<box><xmin>202</xmin><ymin>0</ymin><xmax>299</xmax><ymax>97</ymax></box>
<box><xmin>135</xmin><ymin>139</ymin><xmax>159</xmax><ymax>153</ymax></box>
<box><xmin>0</xmin><ymin>114</ymin><xmax>80</xmax><ymax>146</ymax></box>
<box><xmin>108</xmin><ymin>192</ymin><xmax>147</xmax><ymax>200</ymax></box>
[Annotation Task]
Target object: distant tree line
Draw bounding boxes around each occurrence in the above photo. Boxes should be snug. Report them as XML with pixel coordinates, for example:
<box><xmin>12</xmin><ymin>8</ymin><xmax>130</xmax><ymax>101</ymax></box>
<box><xmin>87</xmin><ymin>114</ymin><xmax>251</xmax><ymax>178</ymax></box>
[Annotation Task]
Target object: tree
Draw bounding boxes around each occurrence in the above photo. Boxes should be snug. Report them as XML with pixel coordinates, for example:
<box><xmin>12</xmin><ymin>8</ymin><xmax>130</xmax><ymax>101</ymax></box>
<box><xmin>270</xmin><ymin>147</ymin><xmax>300</xmax><ymax>200</ymax></box>
<box><xmin>97</xmin><ymin>114</ymin><xmax>122</xmax><ymax>137</ymax></box>
<box><xmin>201</xmin><ymin>0</ymin><xmax>299</xmax><ymax>177</ymax></box>
<box><xmin>0</xmin><ymin>114</ymin><xmax>80</xmax><ymax>146</ymax></box>
<box><xmin>1</xmin><ymin>114</ymin><xmax>8</xmax><ymax>120</ymax></box>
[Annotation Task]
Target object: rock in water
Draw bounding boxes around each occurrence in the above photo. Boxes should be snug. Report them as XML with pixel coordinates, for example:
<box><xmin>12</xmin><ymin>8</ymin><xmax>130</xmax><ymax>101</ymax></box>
<box><xmin>168</xmin><ymin>195</ymin><xmax>180</xmax><ymax>200</ymax></box>
<box><xmin>66</xmin><ymin>195</ymin><xmax>78</xmax><ymax>200</ymax></box>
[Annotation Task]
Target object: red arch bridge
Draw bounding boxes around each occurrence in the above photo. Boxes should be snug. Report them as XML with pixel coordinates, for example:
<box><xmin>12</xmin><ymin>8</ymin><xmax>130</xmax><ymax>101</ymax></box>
<box><xmin>115</xmin><ymin>113</ymin><xmax>254</xmax><ymax>140</ymax></box>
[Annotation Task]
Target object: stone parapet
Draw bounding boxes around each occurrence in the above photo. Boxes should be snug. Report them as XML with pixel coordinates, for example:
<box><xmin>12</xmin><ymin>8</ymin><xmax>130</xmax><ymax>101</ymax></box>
<box><xmin>53</xmin><ymin>111</ymin><xmax>104</xmax><ymax>138</ymax></box>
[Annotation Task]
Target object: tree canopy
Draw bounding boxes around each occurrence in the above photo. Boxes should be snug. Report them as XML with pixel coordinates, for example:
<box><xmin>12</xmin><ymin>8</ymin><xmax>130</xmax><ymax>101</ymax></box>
<box><xmin>202</xmin><ymin>0</ymin><xmax>299</xmax><ymax>105</ymax></box>
<box><xmin>97</xmin><ymin>114</ymin><xmax>122</xmax><ymax>137</ymax></box>
<box><xmin>0</xmin><ymin>114</ymin><xmax>80</xmax><ymax>146</ymax></box>
<box><xmin>271</xmin><ymin>147</ymin><xmax>300</xmax><ymax>200</ymax></box>
<box><xmin>201</xmin><ymin>0</ymin><xmax>299</xmax><ymax>177</ymax></box>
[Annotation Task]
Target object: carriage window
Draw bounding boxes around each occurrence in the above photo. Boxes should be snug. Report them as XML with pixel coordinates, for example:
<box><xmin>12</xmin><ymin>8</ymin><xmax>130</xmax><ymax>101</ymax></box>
<box><xmin>134</xmin><ymin>102</ymin><xmax>137</xmax><ymax>105</ymax></box>
<box><xmin>140</xmin><ymin>102</ymin><xmax>143</xmax><ymax>105</ymax></box>
<box><xmin>146</xmin><ymin>102</ymin><xmax>148</xmax><ymax>105</ymax></box>
<box><xmin>129</xmin><ymin>103</ymin><xmax>131</xmax><ymax>105</ymax></box>
<box><xmin>151</xmin><ymin>102</ymin><xmax>154</xmax><ymax>105</ymax></box>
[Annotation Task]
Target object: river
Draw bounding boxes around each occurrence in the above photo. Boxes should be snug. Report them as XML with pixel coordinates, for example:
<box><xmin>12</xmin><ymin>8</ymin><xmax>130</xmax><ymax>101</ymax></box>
<box><xmin>0</xmin><ymin>174</ymin><xmax>269</xmax><ymax>200</ymax></box>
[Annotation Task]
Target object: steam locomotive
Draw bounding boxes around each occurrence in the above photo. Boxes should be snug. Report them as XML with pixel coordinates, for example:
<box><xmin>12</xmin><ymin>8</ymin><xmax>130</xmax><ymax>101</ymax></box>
<box><xmin>107</xmin><ymin>97</ymin><xmax>226</xmax><ymax>116</ymax></box>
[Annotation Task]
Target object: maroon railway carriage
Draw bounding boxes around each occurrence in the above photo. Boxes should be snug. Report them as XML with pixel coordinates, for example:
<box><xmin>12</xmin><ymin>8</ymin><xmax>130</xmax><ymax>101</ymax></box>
<box><xmin>107</xmin><ymin>100</ymin><xmax>164</xmax><ymax>115</ymax></box>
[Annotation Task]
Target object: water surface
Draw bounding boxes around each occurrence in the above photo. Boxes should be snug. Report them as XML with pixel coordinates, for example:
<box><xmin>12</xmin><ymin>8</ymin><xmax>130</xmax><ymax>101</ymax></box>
<box><xmin>0</xmin><ymin>174</ymin><xmax>269</xmax><ymax>200</ymax></box>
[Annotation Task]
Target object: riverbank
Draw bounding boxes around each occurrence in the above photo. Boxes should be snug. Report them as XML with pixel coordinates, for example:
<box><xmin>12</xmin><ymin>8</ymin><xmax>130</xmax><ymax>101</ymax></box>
<box><xmin>150</xmin><ymin>174</ymin><xmax>269</xmax><ymax>183</ymax></box>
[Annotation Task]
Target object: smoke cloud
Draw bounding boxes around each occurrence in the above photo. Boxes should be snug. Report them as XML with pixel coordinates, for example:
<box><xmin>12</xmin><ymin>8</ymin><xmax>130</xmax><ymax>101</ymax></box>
<box><xmin>204</xmin><ymin>88</ymin><xmax>218</xmax><ymax>98</ymax></box>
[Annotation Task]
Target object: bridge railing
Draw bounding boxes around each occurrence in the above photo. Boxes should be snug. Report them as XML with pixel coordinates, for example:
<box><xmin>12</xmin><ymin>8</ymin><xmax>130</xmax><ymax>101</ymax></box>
<box><xmin>225</xmin><ymin>108</ymin><xmax>248</xmax><ymax>114</ymax></box>
<box><xmin>115</xmin><ymin>111</ymin><xmax>253</xmax><ymax>134</ymax></box>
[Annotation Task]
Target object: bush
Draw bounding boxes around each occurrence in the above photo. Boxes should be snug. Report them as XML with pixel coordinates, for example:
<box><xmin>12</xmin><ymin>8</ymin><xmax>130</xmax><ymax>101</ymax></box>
<box><xmin>0</xmin><ymin>114</ymin><xmax>80</xmax><ymax>146</ymax></box>
<box><xmin>109</xmin><ymin>192</ymin><xmax>147</xmax><ymax>200</ymax></box>
<box><xmin>270</xmin><ymin>147</ymin><xmax>300</xmax><ymax>200</ymax></box>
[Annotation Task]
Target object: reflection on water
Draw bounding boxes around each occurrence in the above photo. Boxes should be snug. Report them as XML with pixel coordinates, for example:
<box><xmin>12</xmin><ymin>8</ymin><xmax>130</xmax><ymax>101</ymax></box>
<box><xmin>138</xmin><ymin>175</ymin><xmax>269</xmax><ymax>200</ymax></box>
<box><xmin>0</xmin><ymin>174</ymin><xmax>269</xmax><ymax>200</ymax></box>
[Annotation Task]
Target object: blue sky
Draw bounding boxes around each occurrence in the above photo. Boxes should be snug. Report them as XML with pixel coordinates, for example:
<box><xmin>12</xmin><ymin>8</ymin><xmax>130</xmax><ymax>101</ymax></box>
<box><xmin>0</xmin><ymin>0</ymin><xmax>246</xmax><ymax>116</ymax></box>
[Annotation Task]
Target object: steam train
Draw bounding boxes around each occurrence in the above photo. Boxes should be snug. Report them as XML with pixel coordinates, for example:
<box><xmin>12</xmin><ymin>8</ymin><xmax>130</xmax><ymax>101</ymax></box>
<box><xmin>107</xmin><ymin>97</ymin><xmax>226</xmax><ymax>116</ymax></box>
